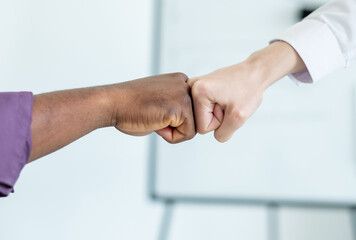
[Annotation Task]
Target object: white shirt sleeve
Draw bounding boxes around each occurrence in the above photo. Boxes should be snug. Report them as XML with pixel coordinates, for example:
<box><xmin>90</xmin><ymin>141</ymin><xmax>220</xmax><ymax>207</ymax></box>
<box><xmin>272</xmin><ymin>0</ymin><xmax>356</xmax><ymax>83</ymax></box>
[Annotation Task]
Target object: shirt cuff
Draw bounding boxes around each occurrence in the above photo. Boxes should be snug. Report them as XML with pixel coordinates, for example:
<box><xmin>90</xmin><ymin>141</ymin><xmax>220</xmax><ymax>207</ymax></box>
<box><xmin>271</xmin><ymin>19</ymin><xmax>346</xmax><ymax>84</ymax></box>
<box><xmin>0</xmin><ymin>92</ymin><xmax>33</xmax><ymax>197</ymax></box>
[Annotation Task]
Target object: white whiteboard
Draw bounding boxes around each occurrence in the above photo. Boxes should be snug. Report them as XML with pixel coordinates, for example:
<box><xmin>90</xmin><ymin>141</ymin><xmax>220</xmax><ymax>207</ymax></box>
<box><xmin>153</xmin><ymin>0</ymin><xmax>356</xmax><ymax>204</ymax></box>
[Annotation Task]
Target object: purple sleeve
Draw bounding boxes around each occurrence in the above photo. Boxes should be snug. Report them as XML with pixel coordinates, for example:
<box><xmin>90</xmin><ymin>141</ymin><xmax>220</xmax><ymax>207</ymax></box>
<box><xmin>0</xmin><ymin>92</ymin><xmax>33</xmax><ymax>197</ymax></box>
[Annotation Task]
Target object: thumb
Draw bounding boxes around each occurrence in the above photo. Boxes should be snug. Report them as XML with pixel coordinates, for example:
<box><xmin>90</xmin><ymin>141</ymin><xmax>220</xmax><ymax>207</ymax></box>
<box><xmin>214</xmin><ymin>106</ymin><xmax>245</xmax><ymax>142</ymax></box>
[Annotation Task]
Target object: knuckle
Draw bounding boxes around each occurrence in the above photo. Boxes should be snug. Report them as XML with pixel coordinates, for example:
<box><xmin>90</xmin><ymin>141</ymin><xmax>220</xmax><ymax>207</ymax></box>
<box><xmin>170</xmin><ymin>135</ymin><xmax>183</xmax><ymax>144</ymax></box>
<box><xmin>163</xmin><ymin>107</ymin><xmax>177</xmax><ymax>123</ymax></box>
<box><xmin>182</xmin><ymin>132</ymin><xmax>196</xmax><ymax>142</ymax></box>
<box><xmin>181</xmin><ymin>92</ymin><xmax>192</xmax><ymax>105</ymax></box>
<box><xmin>172</xmin><ymin>72</ymin><xmax>188</xmax><ymax>82</ymax></box>
<box><xmin>186</xmin><ymin>77</ymin><xmax>196</xmax><ymax>87</ymax></box>
<box><xmin>165</xmin><ymin>138</ymin><xmax>175</xmax><ymax>144</ymax></box>
<box><xmin>189</xmin><ymin>132</ymin><xmax>197</xmax><ymax>140</ymax></box>
<box><xmin>230</xmin><ymin>108</ymin><xmax>247</xmax><ymax>123</ymax></box>
<box><xmin>187</xmin><ymin>126</ymin><xmax>197</xmax><ymax>140</ymax></box>
<box><xmin>197</xmin><ymin>127</ymin><xmax>209</xmax><ymax>135</ymax></box>
<box><xmin>191</xmin><ymin>80</ymin><xmax>209</xmax><ymax>97</ymax></box>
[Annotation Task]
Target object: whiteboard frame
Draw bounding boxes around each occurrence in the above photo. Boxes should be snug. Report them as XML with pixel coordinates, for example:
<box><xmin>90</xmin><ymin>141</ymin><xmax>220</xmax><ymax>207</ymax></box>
<box><xmin>147</xmin><ymin>0</ymin><xmax>356</xmax><ymax>209</ymax></box>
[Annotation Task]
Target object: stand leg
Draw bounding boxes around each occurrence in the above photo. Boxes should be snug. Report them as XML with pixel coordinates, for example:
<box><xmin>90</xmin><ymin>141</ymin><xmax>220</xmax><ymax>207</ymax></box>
<box><xmin>158</xmin><ymin>200</ymin><xmax>175</xmax><ymax>240</ymax></box>
<box><xmin>267</xmin><ymin>204</ymin><xmax>279</xmax><ymax>240</ymax></box>
<box><xmin>350</xmin><ymin>207</ymin><xmax>356</xmax><ymax>240</ymax></box>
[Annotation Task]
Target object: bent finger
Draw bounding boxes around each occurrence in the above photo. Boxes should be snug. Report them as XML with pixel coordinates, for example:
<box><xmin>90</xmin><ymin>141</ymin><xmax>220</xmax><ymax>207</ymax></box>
<box><xmin>191</xmin><ymin>82</ymin><xmax>222</xmax><ymax>134</ymax></box>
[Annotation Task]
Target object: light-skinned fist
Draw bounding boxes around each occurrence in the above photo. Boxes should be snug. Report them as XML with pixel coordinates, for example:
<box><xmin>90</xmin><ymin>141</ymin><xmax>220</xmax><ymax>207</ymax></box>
<box><xmin>188</xmin><ymin>41</ymin><xmax>306</xmax><ymax>142</ymax></box>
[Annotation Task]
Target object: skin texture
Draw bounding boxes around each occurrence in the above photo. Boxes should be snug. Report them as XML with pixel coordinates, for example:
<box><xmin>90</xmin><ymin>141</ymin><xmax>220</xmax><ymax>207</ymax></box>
<box><xmin>29</xmin><ymin>73</ymin><xmax>195</xmax><ymax>162</ymax></box>
<box><xmin>188</xmin><ymin>41</ymin><xmax>307</xmax><ymax>142</ymax></box>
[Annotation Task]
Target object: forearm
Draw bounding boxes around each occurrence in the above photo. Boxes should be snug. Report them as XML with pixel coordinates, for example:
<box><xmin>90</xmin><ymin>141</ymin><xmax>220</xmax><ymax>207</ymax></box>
<box><xmin>28</xmin><ymin>73</ymin><xmax>195</xmax><ymax>162</ymax></box>
<box><xmin>247</xmin><ymin>41</ymin><xmax>306</xmax><ymax>87</ymax></box>
<box><xmin>28</xmin><ymin>86</ymin><xmax>115</xmax><ymax>162</ymax></box>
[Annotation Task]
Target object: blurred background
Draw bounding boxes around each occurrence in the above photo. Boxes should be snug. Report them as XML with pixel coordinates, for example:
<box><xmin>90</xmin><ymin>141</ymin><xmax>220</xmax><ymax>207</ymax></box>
<box><xmin>1</xmin><ymin>0</ymin><xmax>356</xmax><ymax>240</ymax></box>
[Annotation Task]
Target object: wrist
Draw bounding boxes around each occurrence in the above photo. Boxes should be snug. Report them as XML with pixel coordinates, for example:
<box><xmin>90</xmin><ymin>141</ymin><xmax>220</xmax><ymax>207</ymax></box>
<box><xmin>91</xmin><ymin>85</ymin><xmax>120</xmax><ymax>128</ymax></box>
<box><xmin>243</xmin><ymin>41</ymin><xmax>306</xmax><ymax>89</ymax></box>
<box><xmin>104</xmin><ymin>83</ymin><xmax>130</xmax><ymax>128</ymax></box>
